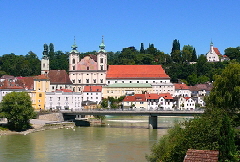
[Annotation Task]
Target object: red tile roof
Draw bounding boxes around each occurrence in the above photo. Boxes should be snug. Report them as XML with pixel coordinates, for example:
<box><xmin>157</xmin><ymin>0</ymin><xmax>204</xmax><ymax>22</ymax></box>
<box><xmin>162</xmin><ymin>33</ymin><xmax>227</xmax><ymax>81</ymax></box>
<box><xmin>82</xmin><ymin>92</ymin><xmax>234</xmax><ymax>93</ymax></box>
<box><xmin>47</xmin><ymin>70</ymin><xmax>72</xmax><ymax>84</ymax></box>
<box><xmin>213</xmin><ymin>48</ymin><xmax>221</xmax><ymax>56</ymax></box>
<box><xmin>16</xmin><ymin>77</ymin><xmax>34</xmax><ymax>90</ymax></box>
<box><xmin>123</xmin><ymin>94</ymin><xmax>146</xmax><ymax>102</ymax></box>
<box><xmin>174</xmin><ymin>83</ymin><xmax>189</xmax><ymax>90</ymax></box>
<box><xmin>34</xmin><ymin>74</ymin><xmax>50</xmax><ymax>80</ymax></box>
<box><xmin>106</xmin><ymin>65</ymin><xmax>170</xmax><ymax>79</ymax></box>
<box><xmin>184</xmin><ymin>149</ymin><xmax>219</xmax><ymax>162</ymax></box>
<box><xmin>0</xmin><ymin>80</ymin><xmax>24</xmax><ymax>89</ymax></box>
<box><xmin>83</xmin><ymin>86</ymin><xmax>102</xmax><ymax>92</ymax></box>
<box><xmin>56</xmin><ymin>89</ymin><xmax>73</xmax><ymax>92</ymax></box>
<box><xmin>146</xmin><ymin>93</ymin><xmax>173</xmax><ymax>100</ymax></box>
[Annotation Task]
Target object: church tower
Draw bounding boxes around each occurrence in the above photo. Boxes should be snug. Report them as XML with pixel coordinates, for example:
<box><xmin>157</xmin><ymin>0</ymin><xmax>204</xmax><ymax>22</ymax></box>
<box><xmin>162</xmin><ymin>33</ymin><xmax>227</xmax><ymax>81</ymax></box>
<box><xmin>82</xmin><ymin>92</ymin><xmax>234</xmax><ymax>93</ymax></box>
<box><xmin>69</xmin><ymin>38</ymin><xmax>80</xmax><ymax>71</ymax></box>
<box><xmin>97</xmin><ymin>36</ymin><xmax>107</xmax><ymax>71</ymax></box>
<box><xmin>41</xmin><ymin>44</ymin><xmax>49</xmax><ymax>74</ymax></box>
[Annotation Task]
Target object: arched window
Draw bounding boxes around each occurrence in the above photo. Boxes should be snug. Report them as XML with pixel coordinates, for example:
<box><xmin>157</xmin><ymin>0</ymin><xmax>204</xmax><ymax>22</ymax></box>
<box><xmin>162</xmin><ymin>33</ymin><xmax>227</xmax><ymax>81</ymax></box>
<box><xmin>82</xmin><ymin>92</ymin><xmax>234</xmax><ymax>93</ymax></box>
<box><xmin>72</xmin><ymin>66</ymin><xmax>75</xmax><ymax>70</ymax></box>
<box><xmin>87</xmin><ymin>67</ymin><xmax>89</xmax><ymax>70</ymax></box>
<box><xmin>100</xmin><ymin>58</ymin><xmax>103</xmax><ymax>63</ymax></box>
<box><xmin>73</xmin><ymin>87</ymin><xmax>75</xmax><ymax>92</ymax></box>
<box><xmin>39</xmin><ymin>93</ymin><xmax>42</xmax><ymax>97</ymax></box>
<box><xmin>101</xmin><ymin>65</ymin><xmax>103</xmax><ymax>70</ymax></box>
<box><xmin>72</xmin><ymin>59</ymin><xmax>75</xmax><ymax>64</ymax></box>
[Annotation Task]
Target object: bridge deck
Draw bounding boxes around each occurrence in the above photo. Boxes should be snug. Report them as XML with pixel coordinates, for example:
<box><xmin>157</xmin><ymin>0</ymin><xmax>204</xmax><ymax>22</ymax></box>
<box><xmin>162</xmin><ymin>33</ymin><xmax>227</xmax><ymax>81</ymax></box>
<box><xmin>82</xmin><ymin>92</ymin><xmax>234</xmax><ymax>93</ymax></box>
<box><xmin>62</xmin><ymin>110</ymin><xmax>204</xmax><ymax>116</ymax></box>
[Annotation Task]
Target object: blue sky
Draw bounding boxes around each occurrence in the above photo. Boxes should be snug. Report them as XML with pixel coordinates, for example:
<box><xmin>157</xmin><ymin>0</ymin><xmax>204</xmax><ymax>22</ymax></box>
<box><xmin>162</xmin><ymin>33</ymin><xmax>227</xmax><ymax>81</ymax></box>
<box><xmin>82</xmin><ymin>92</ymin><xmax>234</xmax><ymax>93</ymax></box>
<box><xmin>1</xmin><ymin>1</ymin><xmax>240</xmax><ymax>58</ymax></box>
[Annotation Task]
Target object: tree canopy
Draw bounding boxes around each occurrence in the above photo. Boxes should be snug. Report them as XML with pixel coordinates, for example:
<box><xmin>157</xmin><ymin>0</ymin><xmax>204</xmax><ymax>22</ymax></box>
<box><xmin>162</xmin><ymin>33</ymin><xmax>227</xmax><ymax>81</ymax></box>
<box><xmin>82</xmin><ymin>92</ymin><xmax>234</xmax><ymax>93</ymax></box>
<box><xmin>0</xmin><ymin>92</ymin><xmax>35</xmax><ymax>131</ymax></box>
<box><xmin>146</xmin><ymin>62</ymin><xmax>240</xmax><ymax>161</ymax></box>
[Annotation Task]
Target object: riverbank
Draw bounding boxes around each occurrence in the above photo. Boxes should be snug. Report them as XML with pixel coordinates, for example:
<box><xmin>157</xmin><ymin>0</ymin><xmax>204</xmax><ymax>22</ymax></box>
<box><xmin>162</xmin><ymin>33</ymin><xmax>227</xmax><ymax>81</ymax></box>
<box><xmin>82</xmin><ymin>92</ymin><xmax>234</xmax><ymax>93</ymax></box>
<box><xmin>0</xmin><ymin>119</ymin><xmax>75</xmax><ymax>136</ymax></box>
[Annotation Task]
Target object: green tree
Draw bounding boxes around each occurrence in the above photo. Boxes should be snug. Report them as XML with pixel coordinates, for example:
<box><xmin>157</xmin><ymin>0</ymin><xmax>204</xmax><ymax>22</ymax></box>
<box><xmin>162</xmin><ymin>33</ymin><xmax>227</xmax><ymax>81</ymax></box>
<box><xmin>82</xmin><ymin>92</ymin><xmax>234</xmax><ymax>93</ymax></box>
<box><xmin>146</xmin><ymin>109</ymin><xmax>237</xmax><ymax>162</ymax></box>
<box><xmin>206</xmin><ymin>62</ymin><xmax>240</xmax><ymax>114</ymax></box>
<box><xmin>224</xmin><ymin>47</ymin><xmax>240</xmax><ymax>61</ymax></box>
<box><xmin>140</xmin><ymin>43</ymin><xmax>145</xmax><ymax>54</ymax></box>
<box><xmin>191</xmin><ymin>48</ymin><xmax>197</xmax><ymax>62</ymax></box>
<box><xmin>0</xmin><ymin>92</ymin><xmax>35</xmax><ymax>131</ymax></box>
<box><xmin>93</xmin><ymin>115</ymin><xmax>106</xmax><ymax>124</ymax></box>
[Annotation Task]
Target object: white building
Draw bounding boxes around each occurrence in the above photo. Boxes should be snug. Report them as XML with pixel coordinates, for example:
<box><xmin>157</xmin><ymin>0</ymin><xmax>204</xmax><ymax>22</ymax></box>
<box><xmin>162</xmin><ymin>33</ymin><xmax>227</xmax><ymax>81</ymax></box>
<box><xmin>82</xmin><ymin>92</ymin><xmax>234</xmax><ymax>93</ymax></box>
<box><xmin>146</xmin><ymin>93</ymin><xmax>174</xmax><ymax>110</ymax></box>
<box><xmin>45</xmin><ymin>89</ymin><xmax>82</xmax><ymax>110</ymax></box>
<box><xmin>82</xmin><ymin>86</ymin><xmax>102</xmax><ymax>104</ymax></box>
<box><xmin>176</xmin><ymin>96</ymin><xmax>195</xmax><ymax>110</ymax></box>
<box><xmin>174</xmin><ymin>83</ymin><xmax>191</xmax><ymax>97</ymax></box>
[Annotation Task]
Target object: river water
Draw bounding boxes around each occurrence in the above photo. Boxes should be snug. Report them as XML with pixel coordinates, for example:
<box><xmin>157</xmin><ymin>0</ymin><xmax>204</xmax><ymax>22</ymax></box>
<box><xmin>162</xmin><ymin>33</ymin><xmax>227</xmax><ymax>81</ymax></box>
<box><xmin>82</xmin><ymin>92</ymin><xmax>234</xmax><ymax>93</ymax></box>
<box><xmin>0</xmin><ymin>116</ymin><xmax>189</xmax><ymax>162</ymax></box>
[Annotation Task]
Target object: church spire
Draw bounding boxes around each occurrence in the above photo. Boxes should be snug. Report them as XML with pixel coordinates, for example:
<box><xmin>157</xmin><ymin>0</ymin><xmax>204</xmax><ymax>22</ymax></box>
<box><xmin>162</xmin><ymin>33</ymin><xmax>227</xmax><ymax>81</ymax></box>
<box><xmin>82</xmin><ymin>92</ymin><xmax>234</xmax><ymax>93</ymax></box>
<box><xmin>98</xmin><ymin>36</ymin><xmax>106</xmax><ymax>53</ymax></box>
<box><xmin>70</xmin><ymin>36</ymin><xmax>79</xmax><ymax>53</ymax></box>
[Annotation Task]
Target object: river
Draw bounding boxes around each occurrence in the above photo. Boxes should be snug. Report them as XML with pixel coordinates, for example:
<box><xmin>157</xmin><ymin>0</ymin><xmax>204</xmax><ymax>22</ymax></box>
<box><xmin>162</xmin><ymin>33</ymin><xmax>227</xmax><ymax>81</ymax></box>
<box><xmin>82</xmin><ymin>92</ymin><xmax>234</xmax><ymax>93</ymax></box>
<box><xmin>0</xmin><ymin>116</ymin><xmax>190</xmax><ymax>162</ymax></box>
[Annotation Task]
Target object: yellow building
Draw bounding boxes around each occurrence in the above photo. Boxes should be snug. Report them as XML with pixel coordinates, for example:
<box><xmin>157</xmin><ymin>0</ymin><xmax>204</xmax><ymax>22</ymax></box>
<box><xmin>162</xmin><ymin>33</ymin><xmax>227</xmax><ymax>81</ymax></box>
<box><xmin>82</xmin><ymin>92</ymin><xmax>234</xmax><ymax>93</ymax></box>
<box><xmin>102</xmin><ymin>83</ymin><xmax>152</xmax><ymax>99</ymax></box>
<box><xmin>32</xmin><ymin>75</ymin><xmax>50</xmax><ymax>110</ymax></box>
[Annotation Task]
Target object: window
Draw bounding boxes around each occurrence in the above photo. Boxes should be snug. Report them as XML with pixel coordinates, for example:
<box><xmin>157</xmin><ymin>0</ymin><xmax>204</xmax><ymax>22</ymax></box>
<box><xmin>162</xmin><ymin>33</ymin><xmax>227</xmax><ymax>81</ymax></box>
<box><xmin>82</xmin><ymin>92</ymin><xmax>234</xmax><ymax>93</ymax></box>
<box><xmin>72</xmin><ymin>59</ymin><xmax>75</xmax><ymax>64</ymax></box>
<box><xmin>86</xmin><ymin>79</ymin><xmax>89</xmax><ymax>83</ymax></box>
<box><xmin>146</xmin><ymin>81</ymin><xmax>148</xmax><ymax>83</ymax></box>
<box><xmin>66</xmin><ymin>97</ymin><xmax>68</xmax><ymax>101</ymax></box>
<box><xmin>73</xmin><ymin>87</ymin><xmax>75</xmax><ymax>91</ymax></box>
<box><xmin>78</xmin><ymin>87</ymin><xmax>81</xmax><ymax>91</ymax></box>
<box><xmin>137</xmin><ymin>81</ymin><xmax>139</xmax><ymax>83</ymax></box>
<box><xmin>100</xmin><ymin>58</ymin><xmax>103</xmax><ymax>63</ymax></box>
<box><xmin>78</xmin><ymin>79</ymin><xmax>81</xmax><ymax>83</ymax></box>
<box><xmin>108</xmin><ymin>81</ymin><xmax>110</xmax><ymax>84</ymax></box>
<box><xmin>87</xmin><ymin>93</ymin><xmax>89</xmax><ymax>95</ymax></box>
<box><xmin>50</xmin><ymin>97</ymin><xmax>52</xmax><ymax>101</ymax></box>
<box><xmin>122</xmin><ymin>81</ymin><xmax>124</xmax><ymax>83</ymax></box>
<box><xmin>115</xmin><ymin>81</ymin><xmax>117</xmax><ymax>83</ymax></box>
<box><xmin>96</xmin><ymin>97</ymin><xmax>98</xmax><ymax>99</ymax></box>
<box><xmin>43</xmin><ymin>63</ymin><xmax>45</xmax><ymax>68</ymax></box>
<box><xmin>94</xmin><ymin>79</ymin><xmax>96</xmax><ymax>83</ymax></box>
<box><xmin>39</xmin><ymin>93</ymin><xmax>42</xmax><ymax>97</ymax></box>
<box><xmin>72</xmin><ymin>66</ymin><xmax>75</xmax><ymax>70</ymax></box>
<box><xmin>72</xmin><ymin>79</ymin><xmax>75</xmax><ymax>83</ymax></box>
<box><xmin>87</xmin><ymin>67</ymin><xmax>89</xmax><ymax>70</ymax></box>
<box><xmin>101</xmin><ymin>65</ymin><xmax>103</xmax><ymax>70</ymax></box>
<box><xmin>58</xmin><ymin>97</ymin><xmax>60</xmax><ymax>101</ymax></box>
<box><xmin>100</xmin><ymin>79</ymin><xmax>103</xmax><ymax>83</ymax></box>
<box><xmin>130</xmin><ymin>81</ymin><xmax>132</xmax><ymax>83</ymax></box>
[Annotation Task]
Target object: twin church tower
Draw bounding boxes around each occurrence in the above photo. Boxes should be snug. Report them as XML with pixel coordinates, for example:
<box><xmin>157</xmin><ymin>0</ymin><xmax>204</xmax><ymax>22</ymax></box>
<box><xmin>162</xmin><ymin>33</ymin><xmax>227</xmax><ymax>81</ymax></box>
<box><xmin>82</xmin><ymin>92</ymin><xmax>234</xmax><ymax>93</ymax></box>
<box><xmin>41</xmin><ymin>37</ymin><xmax>108</xmax><ymax>92</ymax></box>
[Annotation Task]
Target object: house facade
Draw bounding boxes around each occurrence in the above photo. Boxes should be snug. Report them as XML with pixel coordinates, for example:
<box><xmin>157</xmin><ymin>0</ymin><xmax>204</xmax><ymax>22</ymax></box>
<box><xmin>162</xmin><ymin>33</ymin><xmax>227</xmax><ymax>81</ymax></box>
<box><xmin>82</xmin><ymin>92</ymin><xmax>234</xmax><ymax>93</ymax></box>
<box><xmin>102</xmin><ymin>83</ymin><xmax>152</xmax><ymax>99</ymax></box>
<box><xmin>82</xmin><ymin>86</ymin><xmax>102</xmax><ymax>104</ymax></box>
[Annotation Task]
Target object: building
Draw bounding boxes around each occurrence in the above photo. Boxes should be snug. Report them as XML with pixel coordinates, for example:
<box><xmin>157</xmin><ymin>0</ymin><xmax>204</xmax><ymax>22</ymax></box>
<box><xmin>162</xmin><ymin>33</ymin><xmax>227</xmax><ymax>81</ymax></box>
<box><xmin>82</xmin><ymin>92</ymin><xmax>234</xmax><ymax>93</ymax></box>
<box><xmin>82</xmin><ymin>86</ymin><xmax>102</xmax><ymax>104</ymax></box>
<box><xmin>102</xmin><ymin>83</ymin><xmax>152</xmax><ymax>99</ymax></box>
<box><xmin>122</xmin><ymin>94</ymin><xmax>148</xmax><ymax>109</ymax></box>
<box><xmin>45</xmin><ymin>89</ymin><xmax>82</xmax><ymax>110</ymax></box>
<box><xmin>146</xmin><ymin>93</ymin><xmax>174</xmax><ymax>110</ymax></box>
<box><xmin>69</xmin><ymin>37</ymin><xmax>107</xmax><ymax>92</ymax></box>
<box><xmin>206</xmin><ymin>41</ymin><xmax>229</xmax><ymax>62</ymax></box>
<box><xmin>174</xmin><ymin>83</ymin><xmax>191</xmax><ymax>97</ymax></box>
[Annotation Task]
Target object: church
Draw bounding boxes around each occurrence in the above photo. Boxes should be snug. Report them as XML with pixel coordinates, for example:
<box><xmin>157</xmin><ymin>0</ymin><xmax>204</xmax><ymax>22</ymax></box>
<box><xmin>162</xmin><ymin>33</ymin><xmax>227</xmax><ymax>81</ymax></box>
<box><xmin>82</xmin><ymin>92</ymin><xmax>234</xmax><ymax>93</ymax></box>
<box><xmin>67</xmin><ymin>37</ymin><xmax>174</xmax><ymax>95</ymax></box>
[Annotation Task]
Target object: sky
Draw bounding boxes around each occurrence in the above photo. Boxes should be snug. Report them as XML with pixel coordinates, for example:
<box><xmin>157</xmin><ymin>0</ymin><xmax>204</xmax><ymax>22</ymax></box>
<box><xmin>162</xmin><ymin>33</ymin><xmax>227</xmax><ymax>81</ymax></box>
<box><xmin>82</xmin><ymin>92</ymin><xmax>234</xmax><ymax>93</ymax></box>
<box><xmin>1</xmin><ymin>1</ymin><xmax>240</xmax><ymax>58</ymax></box>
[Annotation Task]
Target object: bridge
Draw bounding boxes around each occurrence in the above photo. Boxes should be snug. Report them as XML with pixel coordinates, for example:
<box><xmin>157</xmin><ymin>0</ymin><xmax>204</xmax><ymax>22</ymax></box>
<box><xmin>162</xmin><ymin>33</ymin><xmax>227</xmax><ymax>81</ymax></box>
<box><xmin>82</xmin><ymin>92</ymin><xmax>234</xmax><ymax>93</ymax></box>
<box><xmin>62</xmin><ymin>110</ymin><xmax>204</xmax><ymax>129</ymax></box>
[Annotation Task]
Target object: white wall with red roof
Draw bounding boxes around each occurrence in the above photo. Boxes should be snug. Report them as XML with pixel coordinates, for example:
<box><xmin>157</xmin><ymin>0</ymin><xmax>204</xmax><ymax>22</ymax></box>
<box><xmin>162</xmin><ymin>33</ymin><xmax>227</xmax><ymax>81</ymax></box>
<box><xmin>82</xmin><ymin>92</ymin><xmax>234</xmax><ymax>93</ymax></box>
<box><xmin>45</xmin><ymin>90</ymin><xmax>82</xmax><ymax>110</ymax></box>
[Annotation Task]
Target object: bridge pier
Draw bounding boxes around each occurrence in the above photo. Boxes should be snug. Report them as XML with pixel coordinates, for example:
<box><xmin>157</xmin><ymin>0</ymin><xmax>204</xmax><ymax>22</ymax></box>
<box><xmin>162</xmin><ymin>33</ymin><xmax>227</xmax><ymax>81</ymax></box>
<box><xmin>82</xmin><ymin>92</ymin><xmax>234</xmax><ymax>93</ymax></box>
<box><xmin>149</xmin><ymin>116</ymin><xmax>157</xmax><ymax>129</ymax></box>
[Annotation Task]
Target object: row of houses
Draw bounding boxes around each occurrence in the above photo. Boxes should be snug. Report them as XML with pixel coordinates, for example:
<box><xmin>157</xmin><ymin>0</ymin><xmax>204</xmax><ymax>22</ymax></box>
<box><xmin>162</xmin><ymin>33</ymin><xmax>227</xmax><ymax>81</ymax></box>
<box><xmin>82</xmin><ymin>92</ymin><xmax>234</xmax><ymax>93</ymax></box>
<box><xmin>0</xmin><ymin>39</ymin><xmax>216</xmax><ymax>111</ymax></box>
<box><xmin>0</xmin><ymin>74</ymin><xmax>211</xmax><ymax>111</ymax></box>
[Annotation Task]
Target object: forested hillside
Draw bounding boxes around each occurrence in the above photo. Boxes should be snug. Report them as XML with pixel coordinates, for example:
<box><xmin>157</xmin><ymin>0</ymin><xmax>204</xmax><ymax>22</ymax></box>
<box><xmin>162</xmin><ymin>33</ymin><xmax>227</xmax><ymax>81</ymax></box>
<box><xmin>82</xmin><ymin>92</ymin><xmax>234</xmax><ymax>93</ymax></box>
<box><xmin>1</xmin><ymin>40</ymin><xmax>239</xmax><ymax>85</ymax></box>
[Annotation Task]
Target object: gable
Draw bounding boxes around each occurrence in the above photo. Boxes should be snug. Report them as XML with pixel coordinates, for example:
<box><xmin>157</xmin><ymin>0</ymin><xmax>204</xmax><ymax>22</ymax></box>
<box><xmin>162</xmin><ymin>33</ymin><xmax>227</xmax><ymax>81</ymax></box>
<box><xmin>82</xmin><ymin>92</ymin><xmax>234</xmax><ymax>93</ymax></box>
<box><xmin>76</xmin><ymin>55</ymin><xmax>98</xmax><ymax>70</ymax></box>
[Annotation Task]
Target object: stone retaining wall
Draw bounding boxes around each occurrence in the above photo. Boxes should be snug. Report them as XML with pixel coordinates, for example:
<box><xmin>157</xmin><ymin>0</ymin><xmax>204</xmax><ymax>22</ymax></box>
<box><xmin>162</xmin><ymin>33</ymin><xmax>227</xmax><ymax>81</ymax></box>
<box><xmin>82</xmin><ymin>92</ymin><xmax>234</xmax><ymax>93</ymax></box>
<box><xmin>38</xmin><ymin>113</ymin><xmax>64</xmax><ymax>122</ymax></box>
